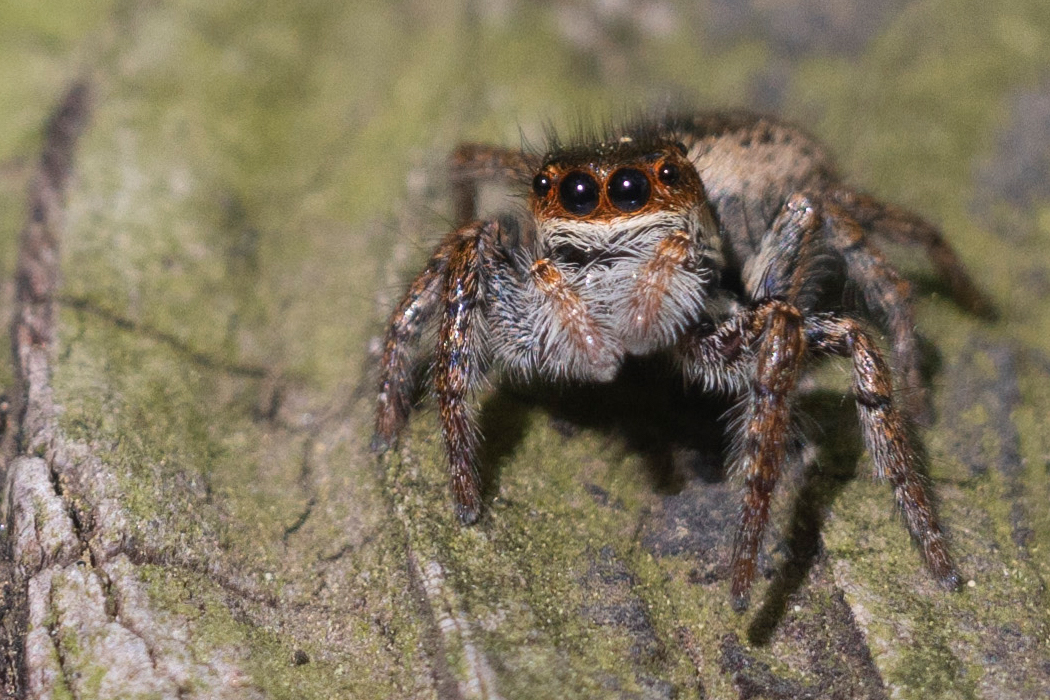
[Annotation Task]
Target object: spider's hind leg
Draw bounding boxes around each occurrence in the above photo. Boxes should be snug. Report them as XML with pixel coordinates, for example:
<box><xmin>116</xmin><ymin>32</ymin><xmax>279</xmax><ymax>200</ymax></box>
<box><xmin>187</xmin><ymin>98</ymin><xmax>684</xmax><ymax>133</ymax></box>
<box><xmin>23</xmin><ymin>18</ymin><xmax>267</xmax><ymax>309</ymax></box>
<box><xmin>830</xmin><ymin>189</ymin><xmax>995</xmax><ymax>318</ymax></box>
<box><xmin>821</xmin><ymin>201</ymin><xmax>930</xmax><ymax>423</ymax></box>
<box><xmin>449</xmin><ymin>143</ymin><xmax>532</xmax><ymax>226</ymax></box>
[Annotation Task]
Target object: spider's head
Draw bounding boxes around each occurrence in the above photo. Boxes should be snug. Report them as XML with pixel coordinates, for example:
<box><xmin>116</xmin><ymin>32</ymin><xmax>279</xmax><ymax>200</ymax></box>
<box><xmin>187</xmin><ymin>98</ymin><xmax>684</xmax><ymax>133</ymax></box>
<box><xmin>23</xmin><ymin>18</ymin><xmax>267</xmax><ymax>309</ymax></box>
<box><xmin>512</xmin><ymin>130</ymin><xmax>723</xmax><ymax>362</ymax></box>
<box><xmin>529</xmin><ymin>138</ymin><xmax>701</xmax><ymax>217</ymax></box>
<box><xmin>526</xmin><ymin>133</ymin><xmax>718</xmax><ymax>270</ymax></box>
<box><xmin>533</xmin><ymin>134</ymin><xmax>713</xmax><ymax>238</ymax></box>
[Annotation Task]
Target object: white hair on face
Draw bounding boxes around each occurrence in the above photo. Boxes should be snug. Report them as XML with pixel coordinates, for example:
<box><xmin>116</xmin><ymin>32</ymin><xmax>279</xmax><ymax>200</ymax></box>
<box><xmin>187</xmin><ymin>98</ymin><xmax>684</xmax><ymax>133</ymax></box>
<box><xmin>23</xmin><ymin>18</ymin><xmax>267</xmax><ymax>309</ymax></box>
<box><xmin>487</xmin><ymin>204</ymin><xmax>722</xmax><ymax>381</ymax></box>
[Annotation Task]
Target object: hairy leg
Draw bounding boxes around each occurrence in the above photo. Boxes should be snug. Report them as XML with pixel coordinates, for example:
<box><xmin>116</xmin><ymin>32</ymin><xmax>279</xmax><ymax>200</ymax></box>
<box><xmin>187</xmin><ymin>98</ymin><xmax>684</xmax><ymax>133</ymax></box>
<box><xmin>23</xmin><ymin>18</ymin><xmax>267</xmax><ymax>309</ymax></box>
<box><xmin>679</xmin><ymin>304</ymin><xmax>959</xmax><ymax>607</ymax></box>
<box><xmin>731</xmin><ymin>300</ymin><xmax>807</xmax><ymax>609</ymax></box>
<box><xmin>688</xmin><ymin>196</ymin><xmax>823</xmax><ymax>608</ymax></box>
<box><xmin>449</xmin><ymin>143</ymin><xmax>532</xmax><ymax>226</ymax></box>
<box><xmin>821</xmin><ymin>201</ymin><xmax>929</xmax><ymax>423</ymax></box>
<box><xmin>806</xmin><ymin>313</ymin><xmax>959</xmax><ymax>588</ymax></box>
<box><xmin>432</xmin><ymin>221</ymin><xmax>498</xmax><ymax>523</ymax></box>
<box><xmin>373</xmin><ymin>237</ymin><xmax>454</xmax><ymax>452</ymax></box>
<box><xmin>830</xmin><ymin>188</ymin><xmax>995</xmax><ymax>318</ymax></box>
<box><xmin>741</xmin><ymin>193</ymin><xmax>822</xmax><ymax>304</ymax></box>
<box><xmin>676</xmin><ymin>298</ymin><xmax>808</xmax><ymax>610</ymax></box>
<box><xmin>376</xmin><ymin>142</ymin><xmax>525</xmax><ymax>451</ymax></box>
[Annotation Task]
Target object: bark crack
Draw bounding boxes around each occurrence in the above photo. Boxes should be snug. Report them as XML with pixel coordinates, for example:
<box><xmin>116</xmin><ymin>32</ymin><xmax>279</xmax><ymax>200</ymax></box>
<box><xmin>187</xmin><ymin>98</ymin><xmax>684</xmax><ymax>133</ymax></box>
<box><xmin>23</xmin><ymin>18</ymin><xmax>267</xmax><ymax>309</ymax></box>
<box><xmin>4</xmin><ymin>80</ymin><xmax>266</xmax><ymax>700</ymax></box>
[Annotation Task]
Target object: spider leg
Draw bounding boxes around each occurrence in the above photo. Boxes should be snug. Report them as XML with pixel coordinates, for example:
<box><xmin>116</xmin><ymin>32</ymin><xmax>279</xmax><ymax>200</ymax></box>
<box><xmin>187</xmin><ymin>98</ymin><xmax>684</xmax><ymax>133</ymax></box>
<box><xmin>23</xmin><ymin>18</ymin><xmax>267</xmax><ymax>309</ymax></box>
<box><xmin>372</xmin><ymin>237</ymin><xmax>454</xmax><ymax>453</ymax></box>
<box><xmin>742</xmin><ymin>194</ymin><xmax>823</xmax><ymax>304</ymax></box>
<box><xmin>732</xmin><ymin>300</ymin><xmax>808</xmax><ymax>610</ymax></box>
<box><xmin>688</xmin><ymin>195</ymin><xmax>823</xmax><ymax>609</ymax></box>
<box><xmin>676</xmin><ymin>194</ymin><xmax>814</xmax><ymax>396</ymax></box>
<box><xmin>677</xmin><ymin>298</ymin><xmax>759</xmax><ymax>395</ymax></box>
<box><xmin>807</xmin><ymin>312</ymin><xmax>960</xmax><ymax>589</ymax></box>
<box><xmin>821</xmin><ymin>201</ymin><xmax>930</xmax><ymax>423</ymax></box>
<box><xmin>830</xmin><ymin>188</ymin><xmax>995</xmax><ymax>318</ymax></box>
<box><xmin>682</xmin><ymin>192</ymin><xmax>959</xmax><ymax>607</ymax></box>
<box><xmin>433</xmin><ymin>220</ymin><xmax>502</xmax><ymax>524</ymax></box>
<box><xmin>449</xmin><ymin>143</ymin><xmax>532</xmax><ymax>226</ymax></box>
<box><xmin>677</xmin><ymin>298</ymin><xmax>808</xmax><ymax>611</ymax></box>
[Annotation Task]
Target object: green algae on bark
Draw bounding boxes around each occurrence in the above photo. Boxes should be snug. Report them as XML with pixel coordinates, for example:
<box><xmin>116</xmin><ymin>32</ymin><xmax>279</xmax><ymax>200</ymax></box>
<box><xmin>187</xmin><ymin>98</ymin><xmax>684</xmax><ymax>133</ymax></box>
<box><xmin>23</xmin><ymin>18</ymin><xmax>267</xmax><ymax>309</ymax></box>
<box><xmin>3</xmin><ymin>0</ymin><xmax>1050</xmax><ymax>698</ymax></box>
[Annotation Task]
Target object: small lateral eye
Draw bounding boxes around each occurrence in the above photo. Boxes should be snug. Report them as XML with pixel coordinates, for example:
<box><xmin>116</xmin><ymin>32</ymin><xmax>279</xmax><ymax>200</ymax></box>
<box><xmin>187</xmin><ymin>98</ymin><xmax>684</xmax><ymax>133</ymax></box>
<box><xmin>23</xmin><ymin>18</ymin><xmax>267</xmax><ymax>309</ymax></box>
<box><xmin>558</xmin><ymin>171</ymin><xmax>600</xmax><ymax>216</ymax></box>
<box><xmin>532</xmin><ymin>172</ymin><xmax>552</xmax><ymax>197</ymax></box>
<box><xmin>657</xmin><ymin>161</ymin><xmax>681</xmax><ymax>186</ymax></box>
<box><xmin>607</xmin><ymin>168</ymin><xmax>651</xmax><ymax>212</ymax></box>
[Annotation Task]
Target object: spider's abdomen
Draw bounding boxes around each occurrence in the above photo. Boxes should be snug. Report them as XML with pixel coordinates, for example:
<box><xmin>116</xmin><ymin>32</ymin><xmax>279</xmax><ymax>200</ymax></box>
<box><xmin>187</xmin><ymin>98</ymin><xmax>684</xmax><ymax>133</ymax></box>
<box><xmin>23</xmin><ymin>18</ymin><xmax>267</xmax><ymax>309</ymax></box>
<box><xmin>684</xmin><ymin>116</ymin><xmax>835</xmax><ymax>270</ymax></box>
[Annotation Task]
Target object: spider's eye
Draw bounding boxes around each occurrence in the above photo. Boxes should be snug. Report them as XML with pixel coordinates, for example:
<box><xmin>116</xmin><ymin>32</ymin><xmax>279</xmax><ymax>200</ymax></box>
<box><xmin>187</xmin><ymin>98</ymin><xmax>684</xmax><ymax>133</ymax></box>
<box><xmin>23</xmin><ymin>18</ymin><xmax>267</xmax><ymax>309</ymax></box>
<box><xmin>532</xmin><ymin>172</ymin><xmax>552</xmax><ymax>198</ymax></box>
<box><xmin>607</xmin><ymin>168</ymin><xmax>651</xmax><ymax>212</ymax></box>
<box><xmin>657</xmin><ymin>161</ymin><xmax>681</xmax><ymax>186</ymax></box>
<box><xmin>558</xmin><ymin>171</ymin><xmax>600</xmax><ymax>216</ymax></box>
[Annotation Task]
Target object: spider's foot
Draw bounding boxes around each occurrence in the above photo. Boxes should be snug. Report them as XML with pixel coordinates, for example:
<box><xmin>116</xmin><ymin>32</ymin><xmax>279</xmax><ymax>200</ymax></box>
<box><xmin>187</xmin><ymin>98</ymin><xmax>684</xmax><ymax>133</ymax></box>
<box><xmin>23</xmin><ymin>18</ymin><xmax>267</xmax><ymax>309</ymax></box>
<box><xmin>729</xmin><ymin>559</ymin><xmax>754</xmax><ymax>613</ymax></box>
<box><xmin>939</xmin><ymin>568</ymin><xmax>962</xmax><ymax>591</ymax></box>
<box><xmin>927</xmin><ymin>548</ymin><xmax>962</xmax><ymax>591</ymax></box>
<box><xmin>455</xmin><ymin>501</ymin><xmax>481</xmax><ymax>525</ymax></box>
<box><xmin>962</xmin><ymin>288</ymin><xmax>997</xmax><ymax>321</ymax></box>
<box><xmin>370</xmin><ymin>432</ymin><xmax>394</xmax><ymax>454</ymax></box>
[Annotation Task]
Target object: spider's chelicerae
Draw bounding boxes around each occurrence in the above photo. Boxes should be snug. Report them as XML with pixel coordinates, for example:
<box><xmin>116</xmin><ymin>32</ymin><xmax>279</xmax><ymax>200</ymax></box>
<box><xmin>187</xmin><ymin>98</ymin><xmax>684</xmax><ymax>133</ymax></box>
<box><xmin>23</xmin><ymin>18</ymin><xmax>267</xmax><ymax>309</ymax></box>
<box><xmin>373</xmin><ymin>112</ymin><xmax>992</xmax><ymax>608</ymax></box>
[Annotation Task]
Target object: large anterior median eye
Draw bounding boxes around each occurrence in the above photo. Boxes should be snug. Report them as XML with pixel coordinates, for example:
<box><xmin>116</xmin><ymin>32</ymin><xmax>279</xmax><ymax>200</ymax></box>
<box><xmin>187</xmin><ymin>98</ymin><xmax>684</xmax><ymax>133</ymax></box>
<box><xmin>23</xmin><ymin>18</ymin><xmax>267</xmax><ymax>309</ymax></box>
<box><xmin>558</xmin><ymin>171</ymin><xmax>600</xmax><ymax>216</ymax></box>
<box><xmin>607</xmin><ymin>168</ymin><xmax>650</xmax><ymax>212</ymax></box>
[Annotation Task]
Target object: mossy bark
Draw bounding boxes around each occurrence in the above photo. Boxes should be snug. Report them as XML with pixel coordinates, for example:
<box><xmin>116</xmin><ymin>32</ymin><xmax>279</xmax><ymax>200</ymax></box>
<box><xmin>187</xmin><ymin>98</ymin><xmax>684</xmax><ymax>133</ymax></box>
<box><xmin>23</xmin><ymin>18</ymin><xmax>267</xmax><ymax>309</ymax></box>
<box><xmin>1</xmin><ymin>1</ymin><xmax>1049</xmax><ymax>698</ymax></box>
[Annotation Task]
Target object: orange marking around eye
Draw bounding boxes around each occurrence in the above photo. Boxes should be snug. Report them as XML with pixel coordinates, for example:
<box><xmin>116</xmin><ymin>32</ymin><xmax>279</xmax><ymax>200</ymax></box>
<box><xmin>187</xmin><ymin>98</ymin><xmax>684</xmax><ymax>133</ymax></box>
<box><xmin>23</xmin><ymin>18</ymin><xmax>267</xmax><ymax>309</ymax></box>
<box><xmin>529</xmin><ymin>148</ymin><xmax>707</xmax><ymax>224</ymax></box>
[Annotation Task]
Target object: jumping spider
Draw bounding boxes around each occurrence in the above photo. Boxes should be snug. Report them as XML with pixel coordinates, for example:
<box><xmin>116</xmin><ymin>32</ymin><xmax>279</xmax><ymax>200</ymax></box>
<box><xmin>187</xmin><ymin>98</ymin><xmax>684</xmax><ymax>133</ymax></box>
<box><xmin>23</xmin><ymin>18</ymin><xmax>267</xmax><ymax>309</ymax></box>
<box><xmin>373</xmin><ymin>112</ymin><xmax>992</xmax><ymax>608</ymax></box>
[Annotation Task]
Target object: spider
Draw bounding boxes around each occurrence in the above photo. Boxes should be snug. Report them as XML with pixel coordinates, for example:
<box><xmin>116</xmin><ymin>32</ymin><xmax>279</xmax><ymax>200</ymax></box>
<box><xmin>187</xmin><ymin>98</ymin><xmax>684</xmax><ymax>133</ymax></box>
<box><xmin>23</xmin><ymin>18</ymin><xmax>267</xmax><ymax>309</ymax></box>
<box><xmin>372</xmin><ymin>111</ymin><xmax>992</xmax><ymax>609</ymax></box>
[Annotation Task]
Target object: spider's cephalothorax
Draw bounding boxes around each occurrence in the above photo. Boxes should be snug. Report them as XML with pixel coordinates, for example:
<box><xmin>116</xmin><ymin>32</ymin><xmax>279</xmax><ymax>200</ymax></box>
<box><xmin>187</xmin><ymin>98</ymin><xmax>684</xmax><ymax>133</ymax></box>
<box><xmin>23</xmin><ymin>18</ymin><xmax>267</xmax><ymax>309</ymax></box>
<box><xmin>491</xmin><ymin>135</ymin><xmax>723</xmax><ymax>381</ymax></box>
<box><xmin>373</xmin><ymin>112</ymin><xmax>993</xmax><ymax>609</ymax></box>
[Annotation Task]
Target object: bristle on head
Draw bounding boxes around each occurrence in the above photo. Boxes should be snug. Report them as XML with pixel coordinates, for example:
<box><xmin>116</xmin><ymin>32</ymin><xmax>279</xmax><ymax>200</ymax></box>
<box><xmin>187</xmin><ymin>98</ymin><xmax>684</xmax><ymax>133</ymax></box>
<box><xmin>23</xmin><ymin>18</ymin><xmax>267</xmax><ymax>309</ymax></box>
<box><xmin>534</xmin><ymin>112</ymin><xmax>688</xmax><ymax>169</ymax></box>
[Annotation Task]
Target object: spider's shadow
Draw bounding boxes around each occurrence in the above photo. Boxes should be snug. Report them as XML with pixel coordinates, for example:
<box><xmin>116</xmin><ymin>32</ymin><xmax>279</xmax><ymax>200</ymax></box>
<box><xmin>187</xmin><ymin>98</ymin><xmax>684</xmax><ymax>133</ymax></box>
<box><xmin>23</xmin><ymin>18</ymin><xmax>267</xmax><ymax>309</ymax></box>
<box><xmin>477</xmin><ymin>357</ymin><xmax>731</xmax><ymax>501</ymax></box>
<box><xmin>476</xmin><ymin>357</ymin><xmax>878</xmax><ymax>642</ymax></box>
<box><xmin>745</xmin><ymin>390</ymin><xmax>865</xmax><ymax>644</ymax></box>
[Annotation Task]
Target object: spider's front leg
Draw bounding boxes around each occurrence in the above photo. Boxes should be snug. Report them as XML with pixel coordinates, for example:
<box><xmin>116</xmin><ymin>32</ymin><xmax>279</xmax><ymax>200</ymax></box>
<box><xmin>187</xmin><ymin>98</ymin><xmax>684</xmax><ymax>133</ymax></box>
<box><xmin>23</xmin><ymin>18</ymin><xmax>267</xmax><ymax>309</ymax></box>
<box><xmin>677</xmin><ymin>297</ymin><xmax>808</xmax><ymax>611</ymax></box>
<box><xmin>433</xmin><ymin>220</ymin><xmax>500</xmax><ymax>523</ymax></box>
<box><xmin>373</xmin><ymin>220</ymin><xmax>498</xmax><ymax>524</ymax></box>
<box><xmin>684</xmin><ymin>196</ymin><xmax>825</xmax><ymax>609</ymax></box>
<box><xmin>732</xmin><ymin>301</ymin><xmax>808</xmax><ymax>609</ymax></box>
<box><xmin>373</xmin><ymin>237</ymin><xmax>453</xmax><ymax>453</ymax></box>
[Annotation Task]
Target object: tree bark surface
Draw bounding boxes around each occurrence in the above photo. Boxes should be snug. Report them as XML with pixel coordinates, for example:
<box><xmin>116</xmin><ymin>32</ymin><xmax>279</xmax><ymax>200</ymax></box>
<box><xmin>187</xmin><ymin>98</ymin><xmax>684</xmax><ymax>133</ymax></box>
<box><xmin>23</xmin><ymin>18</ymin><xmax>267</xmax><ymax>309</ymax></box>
<box><xmin>1</xmin><ymin>2</ymin><xmax>1048</xmax><ymax>698</ymax></box>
